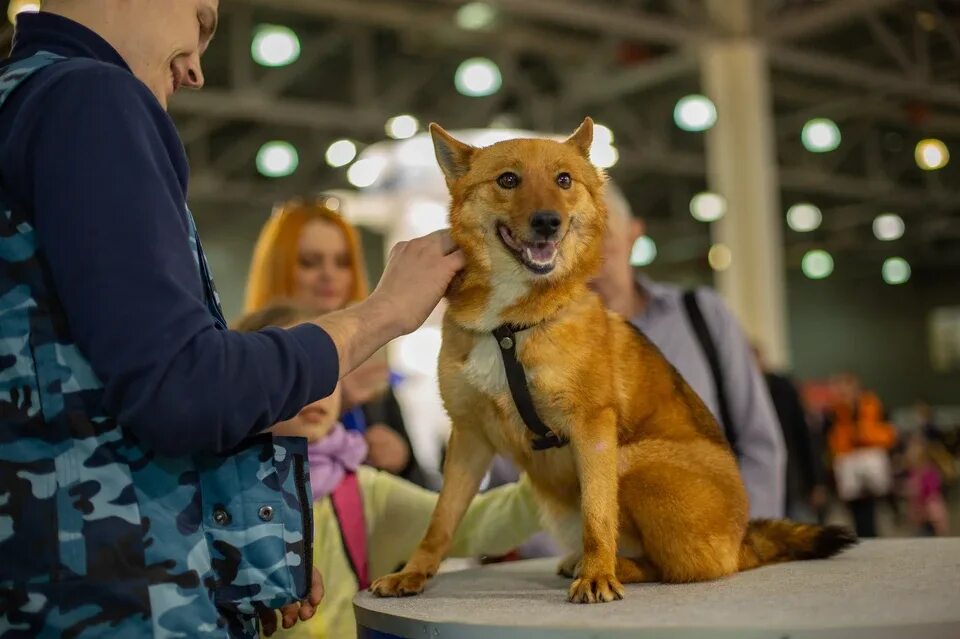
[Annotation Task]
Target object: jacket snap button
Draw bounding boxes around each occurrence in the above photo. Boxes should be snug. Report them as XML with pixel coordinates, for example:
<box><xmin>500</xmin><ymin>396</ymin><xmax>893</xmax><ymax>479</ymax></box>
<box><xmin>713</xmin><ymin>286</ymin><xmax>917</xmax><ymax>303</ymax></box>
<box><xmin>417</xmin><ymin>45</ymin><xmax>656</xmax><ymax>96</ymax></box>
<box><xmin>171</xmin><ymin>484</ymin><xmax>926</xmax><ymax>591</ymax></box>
<box><xmin>499</xmin><ymin>336</ymin><xmax>514</xmax><ymax>350</ymax></box>
<box><xmin>258</xmin><ymin>505</ymin><xmax>274</xmax><ymax>522</ymax></box>
<box><xmin>213</xmin><ymin>507</ymin><xmax>231</xmax><ymax>526</ymax></box>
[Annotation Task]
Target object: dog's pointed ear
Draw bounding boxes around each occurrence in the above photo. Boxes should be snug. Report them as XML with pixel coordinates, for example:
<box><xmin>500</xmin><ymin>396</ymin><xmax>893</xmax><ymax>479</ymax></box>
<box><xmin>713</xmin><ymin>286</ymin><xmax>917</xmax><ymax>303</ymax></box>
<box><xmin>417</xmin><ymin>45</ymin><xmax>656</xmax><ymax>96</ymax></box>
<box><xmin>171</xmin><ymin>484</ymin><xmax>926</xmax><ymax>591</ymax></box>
<box><xmin>565</xmin><ymin>117</ymin><xmax>594</xmax><ymax>158</ymax></box>
<box><xmin>430</xmin><ymin>123</ymin><xmax>475</xmax><ymax>182</ymax></box>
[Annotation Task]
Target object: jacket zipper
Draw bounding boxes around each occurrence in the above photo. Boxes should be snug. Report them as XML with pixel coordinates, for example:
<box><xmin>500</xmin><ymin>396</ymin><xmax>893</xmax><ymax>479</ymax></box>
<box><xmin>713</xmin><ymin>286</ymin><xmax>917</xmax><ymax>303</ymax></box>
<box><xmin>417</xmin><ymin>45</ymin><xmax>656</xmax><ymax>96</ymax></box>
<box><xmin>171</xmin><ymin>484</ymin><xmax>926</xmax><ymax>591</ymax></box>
<box><xmin>292</xmin><ymin>453</ymin><xmax>314</xmax><ymax>600</ymax></box>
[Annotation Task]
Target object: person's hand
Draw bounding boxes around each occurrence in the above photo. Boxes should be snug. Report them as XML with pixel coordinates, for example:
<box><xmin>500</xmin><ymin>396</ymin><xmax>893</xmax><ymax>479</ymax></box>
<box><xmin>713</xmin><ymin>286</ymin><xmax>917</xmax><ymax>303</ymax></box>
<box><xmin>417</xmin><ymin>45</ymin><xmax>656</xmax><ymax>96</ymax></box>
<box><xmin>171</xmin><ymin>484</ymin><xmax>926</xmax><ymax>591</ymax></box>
<box><xmin>369</xmin><ymin>229</ymin><xmax>464</xmax><ymax>336</ymax></box>
<box><xmin>341</xmin><ymin>358</ymin><xmax>391</xmax><ymax>410</ymax></box>
<box><xmin>258</xmin><ymin>568</ymin><xmax>325</xmax><ymax>636</ymax></box>
<box><xmin>365</xmin><ymin>423</ymin><xmax>411</xmax><ymax>474</ymax></box>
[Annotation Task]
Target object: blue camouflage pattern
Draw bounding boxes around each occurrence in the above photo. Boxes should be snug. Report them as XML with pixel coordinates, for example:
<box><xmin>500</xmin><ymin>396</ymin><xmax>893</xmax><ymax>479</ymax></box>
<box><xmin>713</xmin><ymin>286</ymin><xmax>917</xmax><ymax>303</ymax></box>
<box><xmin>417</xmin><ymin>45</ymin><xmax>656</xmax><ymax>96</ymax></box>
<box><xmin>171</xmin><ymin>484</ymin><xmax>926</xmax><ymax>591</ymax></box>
<box><xmin>0</xmin><ymin>53</ymin><xmax>313</xmax><ymax>638</ymax></box>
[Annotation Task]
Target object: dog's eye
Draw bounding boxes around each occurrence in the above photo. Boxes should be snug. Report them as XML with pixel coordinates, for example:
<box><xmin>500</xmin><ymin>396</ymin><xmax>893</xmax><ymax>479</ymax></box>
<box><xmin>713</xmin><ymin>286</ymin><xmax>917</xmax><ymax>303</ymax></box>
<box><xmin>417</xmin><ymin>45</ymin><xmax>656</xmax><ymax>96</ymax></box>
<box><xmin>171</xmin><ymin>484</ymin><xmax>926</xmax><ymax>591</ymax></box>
<box><xmin>497</xmin><ymin>172</ymin><xmax>520</xmax><ymax>189</ymax></box>
<box><xmin>557</xmin><ymin>172</ymin><xmax>572</xmax><ymax>190</ymax></box>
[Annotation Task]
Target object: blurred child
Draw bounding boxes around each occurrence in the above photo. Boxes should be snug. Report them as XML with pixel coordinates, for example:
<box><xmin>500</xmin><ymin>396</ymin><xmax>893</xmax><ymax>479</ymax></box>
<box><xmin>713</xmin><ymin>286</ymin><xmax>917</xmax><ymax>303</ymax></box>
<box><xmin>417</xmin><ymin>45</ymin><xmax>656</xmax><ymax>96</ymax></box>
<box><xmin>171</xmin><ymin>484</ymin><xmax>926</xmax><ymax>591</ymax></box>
<box><xmin>235</xmin><ymin>303</ymin><xmax>543</xmax><ymax>638</ymax></box>
<box><xmin>904</xmin><ymin>433</ymin><xmax>949</xmax><ymax>537</ymax></box>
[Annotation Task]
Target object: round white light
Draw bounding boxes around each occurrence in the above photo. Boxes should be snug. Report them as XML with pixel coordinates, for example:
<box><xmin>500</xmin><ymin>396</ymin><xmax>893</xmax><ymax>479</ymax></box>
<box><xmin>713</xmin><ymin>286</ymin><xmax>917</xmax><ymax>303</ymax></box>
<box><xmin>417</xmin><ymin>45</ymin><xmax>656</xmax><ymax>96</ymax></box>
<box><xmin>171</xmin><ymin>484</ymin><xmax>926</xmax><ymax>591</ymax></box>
<box><xmin>882</xmin><ymin>257</ymin><xmax>911</xmax><ymax>285</ymax></box>
<box><xmin>325</xmin><ymin>139</ymin><xmax>357</xmax><ymax>168</ymax></box>
<box><xmin>455</xmin><ymin>58</ymin><xmax>502</xmax><ymax>97</ymax></box>
<box><xmin>689</xmin><ymin>192</ymin><xmax>726</xmax><ymax>222</ymax></box>
<box><xmin>251</xmin><ymin>25</ymin><xmax>301</xmax><ymax>68</ymax></box>
<box><xmin>456</xmin><ymin>2</ymin><xmax>496</xmax><ymax>31</ymax></box>
<box><xmin>324</xmin><ymin>196</ymin><xmax>341</xmax><ymax>212</ymax></box>
<box><xmin>407</xmin><ymin>200</ymin><xmax>449</xmax><ymax>236</ymax></box>
<box><xmin>708</xmin><ymin>244</ymin><xmax>732</xmax><ymax>272</ymax></box>
<box><xmin>347</xmin><ymin>158</ymin><xmax>386</xmax><ymax>188</ymax></box>
<box><xmin>590</xmin><ymin>143</ymin><xmax>619</xmax><ymax>169</ymax></box>
<box><xmin>915</xmin><ymin>138</ymin><xmax>949</xmax><ymax>170</ymax></box>
<box><xmin>673</xmin><ymin>95</ymin><xmax>717</xmax><ymax>132</ymax></box>
<box><xmin>873</xmin><ymin>213</ymin><xmax>905</xmax><ymax>241</ymax></box>
<box><xmin>256</xmin><ymin>141</ymin><xmax>298</xmax><ymax>178</ymax></box>
<box><xmin>593</xmin><ymin>124</ymin><xmax>615</xmax><ymax>147</ymax></box>
<box><xmin>630</xmin><ymin>236</ymin><xmax>657</xmax><ymax>267</ymax></box>
<box><xmin>7</xmin><ymin>1</ymin><xmax>39</xmax><ymax>24</ymax></box>
<box><xmin>385</xmin><ymin>114</ymin><xmax>420</xmax><ymax>140</ymax></box>
<box><xmin>786</xmin><ymin>203</ymin><xmax>822</xmax><ymax>232</ymax></box>
<box><xmin>801</xmin><ymin>118</ymin><xmax>841</xmax><ymax>153</ymax></box>
<box><xmin>802</xmin><ymin>249</ymin><xmax>834</xmax><ymax>280</ymax></box>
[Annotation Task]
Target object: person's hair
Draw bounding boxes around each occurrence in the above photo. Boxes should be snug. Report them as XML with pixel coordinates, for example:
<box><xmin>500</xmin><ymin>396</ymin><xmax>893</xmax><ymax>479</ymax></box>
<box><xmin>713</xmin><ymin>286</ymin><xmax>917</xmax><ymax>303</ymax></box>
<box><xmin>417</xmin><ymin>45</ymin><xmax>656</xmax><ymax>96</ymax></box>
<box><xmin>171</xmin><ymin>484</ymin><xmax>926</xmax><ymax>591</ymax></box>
<box><xmin>232</xmin><ymin>300</ymin><xmax>313</xmax><ymax>333</ymax></box>
<box><xmin>244</xmin><ymin>197</ymin><xmax>369</xmax><ymax>314</ymax></box>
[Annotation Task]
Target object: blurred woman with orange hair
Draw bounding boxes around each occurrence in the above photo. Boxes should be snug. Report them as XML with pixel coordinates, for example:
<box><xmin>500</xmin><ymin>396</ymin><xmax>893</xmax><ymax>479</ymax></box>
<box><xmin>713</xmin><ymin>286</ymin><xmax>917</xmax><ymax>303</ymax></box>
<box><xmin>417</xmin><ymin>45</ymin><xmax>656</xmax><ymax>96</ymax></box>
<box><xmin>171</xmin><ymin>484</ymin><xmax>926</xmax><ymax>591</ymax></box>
<box><xmin>245</xmin><ymin>197</ymin><xmax>426</xmax><ymax>485</ymax></box>
<box><xmin>246</xmin><ymin>198</ymin><xmax>368</xmax><ymax>316</ymax></box>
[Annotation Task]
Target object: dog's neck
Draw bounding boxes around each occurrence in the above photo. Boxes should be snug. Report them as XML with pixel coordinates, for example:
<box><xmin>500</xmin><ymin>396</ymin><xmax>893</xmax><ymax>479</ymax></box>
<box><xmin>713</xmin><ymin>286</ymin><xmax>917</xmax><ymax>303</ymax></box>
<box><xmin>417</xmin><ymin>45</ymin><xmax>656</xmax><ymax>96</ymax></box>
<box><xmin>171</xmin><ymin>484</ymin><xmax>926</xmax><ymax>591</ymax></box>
<box><xmin>446</xmin><ymin>261</ymin><xmax>591</xmax><ymax>334</ymax></box>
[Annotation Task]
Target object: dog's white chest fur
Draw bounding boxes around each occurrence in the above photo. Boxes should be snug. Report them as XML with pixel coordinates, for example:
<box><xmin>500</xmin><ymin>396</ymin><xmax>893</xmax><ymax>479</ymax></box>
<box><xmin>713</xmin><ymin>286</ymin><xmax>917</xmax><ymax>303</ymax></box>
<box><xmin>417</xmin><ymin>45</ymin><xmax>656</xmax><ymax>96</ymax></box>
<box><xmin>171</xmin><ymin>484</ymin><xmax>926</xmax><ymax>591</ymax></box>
<box><xmin>462</xmin><ymin>334</ymin><xmax>509</xmax><ymax>396</ymax></box>
<box><xmin>467</xmin><ymin>258</ymin><xmax>528</xmax><ymax>333</ymax></box>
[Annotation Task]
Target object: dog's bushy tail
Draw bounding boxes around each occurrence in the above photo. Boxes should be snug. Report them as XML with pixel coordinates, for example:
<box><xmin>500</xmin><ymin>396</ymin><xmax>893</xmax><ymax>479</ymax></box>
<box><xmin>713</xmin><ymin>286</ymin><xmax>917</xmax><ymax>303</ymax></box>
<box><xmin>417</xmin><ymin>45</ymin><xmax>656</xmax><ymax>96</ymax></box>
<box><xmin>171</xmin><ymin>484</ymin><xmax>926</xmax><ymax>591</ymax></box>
<box><xmin>738</xmin><ymin>519</ymin><xmax>857</xmax><ymax>571</ymax></box>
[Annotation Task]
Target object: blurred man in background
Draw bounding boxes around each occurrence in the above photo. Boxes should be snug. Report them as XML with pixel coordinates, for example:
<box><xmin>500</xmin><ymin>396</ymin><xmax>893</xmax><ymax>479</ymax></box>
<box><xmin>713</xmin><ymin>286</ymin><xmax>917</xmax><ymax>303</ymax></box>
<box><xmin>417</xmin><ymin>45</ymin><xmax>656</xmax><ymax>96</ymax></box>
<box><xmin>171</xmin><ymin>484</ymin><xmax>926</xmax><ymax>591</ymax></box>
<box><xmin>591</xmin><ymin>182</ymin><xmax>786</xmax><ymax>519</ymax></box>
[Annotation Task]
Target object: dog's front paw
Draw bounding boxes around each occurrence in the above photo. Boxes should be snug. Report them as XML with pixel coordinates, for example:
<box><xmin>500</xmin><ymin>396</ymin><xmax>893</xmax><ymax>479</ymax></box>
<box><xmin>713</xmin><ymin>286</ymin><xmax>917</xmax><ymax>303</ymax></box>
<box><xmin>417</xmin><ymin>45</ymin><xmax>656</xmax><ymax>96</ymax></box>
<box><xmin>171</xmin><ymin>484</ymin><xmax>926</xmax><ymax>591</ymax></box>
<box><xmin>568</xmin><ymin>573</ymin><xmax>624</xmax><ymax>604</ymax></box>
<box><xmin>370</xmin><ymin>571</ymin><xmax>430</xmax><ymax>597</ymax></box>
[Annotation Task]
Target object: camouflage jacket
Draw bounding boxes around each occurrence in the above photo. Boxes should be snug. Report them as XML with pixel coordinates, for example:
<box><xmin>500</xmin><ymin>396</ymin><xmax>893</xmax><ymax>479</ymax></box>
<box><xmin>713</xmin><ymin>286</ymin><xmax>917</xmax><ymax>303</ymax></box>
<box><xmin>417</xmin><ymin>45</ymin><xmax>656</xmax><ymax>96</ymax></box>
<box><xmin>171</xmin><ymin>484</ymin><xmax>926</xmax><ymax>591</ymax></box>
<box><xmin>0</xmin><ymin>53</ymin><xmax>314</xmax><ymax>638</ymax></box>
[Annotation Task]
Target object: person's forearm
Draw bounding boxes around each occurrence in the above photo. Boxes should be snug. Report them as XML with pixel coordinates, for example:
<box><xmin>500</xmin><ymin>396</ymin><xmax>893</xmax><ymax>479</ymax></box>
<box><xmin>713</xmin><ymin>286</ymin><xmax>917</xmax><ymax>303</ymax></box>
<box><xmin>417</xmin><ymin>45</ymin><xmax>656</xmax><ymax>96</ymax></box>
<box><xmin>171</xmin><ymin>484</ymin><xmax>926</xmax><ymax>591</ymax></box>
<box><xmin>313</xmin><ymin>295</ymin><xmax>404</xmax><ymax>379</ymax></box>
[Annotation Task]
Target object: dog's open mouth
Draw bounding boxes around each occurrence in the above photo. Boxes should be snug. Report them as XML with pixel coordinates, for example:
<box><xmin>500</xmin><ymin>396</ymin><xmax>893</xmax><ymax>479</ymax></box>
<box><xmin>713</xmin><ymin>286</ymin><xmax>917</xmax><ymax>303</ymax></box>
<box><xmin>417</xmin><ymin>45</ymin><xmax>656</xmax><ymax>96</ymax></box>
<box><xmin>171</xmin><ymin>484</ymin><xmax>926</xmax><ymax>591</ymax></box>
<box><xmin>497</xmin><ymin>223</ymin><xmax>558</xmax><ymax>275</ymax></box>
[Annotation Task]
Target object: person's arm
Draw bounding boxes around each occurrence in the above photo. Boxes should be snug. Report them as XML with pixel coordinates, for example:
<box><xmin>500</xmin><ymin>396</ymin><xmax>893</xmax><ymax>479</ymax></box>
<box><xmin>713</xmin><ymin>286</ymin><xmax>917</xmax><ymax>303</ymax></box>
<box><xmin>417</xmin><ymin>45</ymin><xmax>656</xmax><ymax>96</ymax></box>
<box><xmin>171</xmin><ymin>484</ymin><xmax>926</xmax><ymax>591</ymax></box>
<box><xmin>31</xmin><ymin>66</ymin><xmax>340</xmax><ymax>456</ymax></box>
<box><xmin>29</xmin><ymin>67</ymin><xmax>461</xmax><ymax>458</ymax></box>
<box><xmin>698</xmin><ymin>290</ymin><xmax>786</xmax><ymax>519</ymax></box>
<box><xmin>448</xmin><ymin>474</ymin><xmax>541</xmax><ymax>557</ymax></box>
<box><xmin>366</xmin><ymin>469</ymin><xmax>541</xmax><ymax>577</ymax></box>
<box><xmin>311</xmin><ymin>230</ymin><xmax>462</xmax><ymax>379</ymax></box>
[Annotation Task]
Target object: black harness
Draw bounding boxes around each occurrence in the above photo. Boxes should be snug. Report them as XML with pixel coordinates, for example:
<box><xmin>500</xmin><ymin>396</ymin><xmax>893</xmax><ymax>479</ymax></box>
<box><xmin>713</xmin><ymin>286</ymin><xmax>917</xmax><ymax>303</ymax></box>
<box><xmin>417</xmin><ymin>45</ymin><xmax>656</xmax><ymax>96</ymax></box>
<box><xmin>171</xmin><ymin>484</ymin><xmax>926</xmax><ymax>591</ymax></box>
<box><xmin>491</xmin><ymin>324</ymin><xmax>568</xmax><ymax>451</ymax></box>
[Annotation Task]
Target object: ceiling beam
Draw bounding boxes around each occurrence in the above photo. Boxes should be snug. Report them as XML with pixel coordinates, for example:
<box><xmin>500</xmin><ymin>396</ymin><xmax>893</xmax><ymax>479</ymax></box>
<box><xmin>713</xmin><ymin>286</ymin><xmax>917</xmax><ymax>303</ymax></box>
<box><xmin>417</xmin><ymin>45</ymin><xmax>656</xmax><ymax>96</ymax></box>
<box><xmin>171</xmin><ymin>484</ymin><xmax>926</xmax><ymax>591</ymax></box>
<box><xmin>170</xmin><ymin>89</ymin><xmax>387</xmax><ymax>135</ymax></box>
<box><xmin>566</xmin><ymin>51</ymin><xmax>699</xmax><ymax>107</ymax></box>
<box><xmin>769</xmin><ymin>45</ymin><xmax>960</xmax><ymax>110</ymax></box>
<box><xmin>465</xmin><ymin>0</ymin><xmax>702</xmax><ymax>47</ymax></box>
<box><xmin>227</xmin><ymin>0</ymin><xmax>596</xmax><ymax>59</ymax></box>
<box><xmin>616</xmin><ymin>147</ymin><xmax>960</xmax><ymax>208</ymax></box>
<box><xmin>767</xmin><ymin>0</ymin><xmax>907</xmax><ymax>42</ymax></box>
<box><xmin>772</xmin><ymin>78</ymin><xmax>960</xmax><ymax>135</ymax></box>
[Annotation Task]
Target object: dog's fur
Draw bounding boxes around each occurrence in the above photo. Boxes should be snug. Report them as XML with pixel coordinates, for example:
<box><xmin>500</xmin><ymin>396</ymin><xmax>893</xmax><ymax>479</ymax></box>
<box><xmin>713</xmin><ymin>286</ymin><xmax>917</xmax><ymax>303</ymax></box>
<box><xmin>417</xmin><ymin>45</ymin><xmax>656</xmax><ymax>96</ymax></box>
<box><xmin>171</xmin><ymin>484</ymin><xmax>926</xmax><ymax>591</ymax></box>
<box><xmin>370</xmin><ymin>118</ymin><xmax>856</xmax><ymax>603</ymax></box>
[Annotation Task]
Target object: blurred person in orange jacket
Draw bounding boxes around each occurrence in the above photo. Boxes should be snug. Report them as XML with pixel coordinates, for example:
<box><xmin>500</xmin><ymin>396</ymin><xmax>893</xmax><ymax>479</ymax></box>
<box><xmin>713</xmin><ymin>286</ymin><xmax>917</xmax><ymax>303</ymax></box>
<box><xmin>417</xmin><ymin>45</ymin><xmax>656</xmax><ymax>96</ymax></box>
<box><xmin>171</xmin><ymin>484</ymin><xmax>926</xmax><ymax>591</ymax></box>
<box><xmin>826</xmin><ymin>373</ymin><xmax>897</xmax><ymax>537</ymax></box>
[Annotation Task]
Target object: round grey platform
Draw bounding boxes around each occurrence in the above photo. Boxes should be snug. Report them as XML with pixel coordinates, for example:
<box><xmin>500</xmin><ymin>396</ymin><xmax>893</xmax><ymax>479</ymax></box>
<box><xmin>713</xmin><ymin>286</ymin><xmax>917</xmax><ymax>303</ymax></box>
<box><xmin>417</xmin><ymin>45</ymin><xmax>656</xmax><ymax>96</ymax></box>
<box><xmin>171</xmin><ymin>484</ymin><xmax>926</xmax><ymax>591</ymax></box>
<box><xmin>355</xmin><ymin>539</ymin><xmax>960</xmax><ymax>638</ymax></box>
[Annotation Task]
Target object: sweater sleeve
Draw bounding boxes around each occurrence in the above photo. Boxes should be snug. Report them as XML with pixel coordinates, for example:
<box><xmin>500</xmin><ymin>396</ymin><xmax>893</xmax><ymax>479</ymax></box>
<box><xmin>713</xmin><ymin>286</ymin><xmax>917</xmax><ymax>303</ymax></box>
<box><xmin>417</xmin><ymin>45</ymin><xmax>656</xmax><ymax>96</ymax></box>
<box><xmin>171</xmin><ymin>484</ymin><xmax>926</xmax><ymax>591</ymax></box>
<box><xmin>366</xmin><ymin>468</ymin><xmax>542</xmax><ymax>578</ymax></box>
<box><xmin>27</xmin><ymin>64</ymin><xmax>338</xmax><ymax>455</ymax></box>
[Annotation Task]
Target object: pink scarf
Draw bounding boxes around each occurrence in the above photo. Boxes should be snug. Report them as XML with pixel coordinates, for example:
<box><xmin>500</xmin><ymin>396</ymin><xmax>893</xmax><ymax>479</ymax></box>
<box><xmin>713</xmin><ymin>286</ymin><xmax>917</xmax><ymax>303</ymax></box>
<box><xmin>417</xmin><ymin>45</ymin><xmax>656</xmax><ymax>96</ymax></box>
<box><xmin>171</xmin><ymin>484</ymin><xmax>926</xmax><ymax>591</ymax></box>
<box><xmin>306</xmin><ymin>423</ymin><xmax>371</xmax><ymax>588</ymax></box>
<box><xmin>307</xmin><ymin>424</ymin><xmax>368</xmax><ymax>498</ymax></box>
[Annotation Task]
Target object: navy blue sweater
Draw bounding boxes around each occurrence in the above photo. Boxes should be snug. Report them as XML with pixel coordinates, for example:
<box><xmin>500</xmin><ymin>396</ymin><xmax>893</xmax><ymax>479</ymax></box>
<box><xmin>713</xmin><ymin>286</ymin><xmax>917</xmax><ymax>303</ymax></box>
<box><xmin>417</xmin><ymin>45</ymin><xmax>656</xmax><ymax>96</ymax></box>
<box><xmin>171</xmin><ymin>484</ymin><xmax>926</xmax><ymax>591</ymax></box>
<box><xmin>0</xmin><ymin>13</ymin><xmax>339</xmax><ymax>455</ymax></box>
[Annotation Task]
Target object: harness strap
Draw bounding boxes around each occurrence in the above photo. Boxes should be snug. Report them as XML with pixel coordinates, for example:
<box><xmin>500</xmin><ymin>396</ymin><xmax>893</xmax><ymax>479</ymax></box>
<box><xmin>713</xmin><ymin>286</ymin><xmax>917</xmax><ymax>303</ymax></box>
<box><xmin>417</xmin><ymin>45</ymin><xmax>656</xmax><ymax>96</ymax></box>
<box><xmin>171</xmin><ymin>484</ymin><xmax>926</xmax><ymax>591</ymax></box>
<box><xmin>491</xmin><ymin>324</ymin><xmax>568</xmax><ymax>451</ymax></box>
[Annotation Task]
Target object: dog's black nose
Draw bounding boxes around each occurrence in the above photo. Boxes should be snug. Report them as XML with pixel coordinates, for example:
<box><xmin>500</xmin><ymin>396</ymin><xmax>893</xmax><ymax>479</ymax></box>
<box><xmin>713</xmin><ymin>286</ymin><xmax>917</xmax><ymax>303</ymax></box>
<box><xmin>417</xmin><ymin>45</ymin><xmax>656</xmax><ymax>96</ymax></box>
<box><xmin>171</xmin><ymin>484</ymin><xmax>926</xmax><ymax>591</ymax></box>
<box><xmin>530</xmin><ymin>210</ymin><xmax>561</xmax><ymax>238</ymax></box>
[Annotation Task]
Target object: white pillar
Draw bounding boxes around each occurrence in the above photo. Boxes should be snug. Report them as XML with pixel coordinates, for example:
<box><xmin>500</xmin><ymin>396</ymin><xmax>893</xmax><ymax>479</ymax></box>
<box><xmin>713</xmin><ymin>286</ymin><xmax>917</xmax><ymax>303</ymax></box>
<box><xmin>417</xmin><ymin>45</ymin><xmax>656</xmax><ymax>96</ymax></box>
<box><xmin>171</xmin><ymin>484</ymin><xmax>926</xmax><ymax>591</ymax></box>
<box><xmin>700</xmin><ymin>1</ymin><xmax>790</xmax><ymax>369</ymax></box>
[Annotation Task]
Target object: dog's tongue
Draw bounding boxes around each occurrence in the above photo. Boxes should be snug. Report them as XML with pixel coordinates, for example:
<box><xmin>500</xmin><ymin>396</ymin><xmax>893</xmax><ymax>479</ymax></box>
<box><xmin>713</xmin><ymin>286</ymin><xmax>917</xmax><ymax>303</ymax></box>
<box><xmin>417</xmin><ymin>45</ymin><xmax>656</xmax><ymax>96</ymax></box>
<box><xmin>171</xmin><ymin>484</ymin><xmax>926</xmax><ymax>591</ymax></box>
<box><xmin>524</xmin><ymin>241</ymin><xmax>557</xmax><ymax>264</ymax></box>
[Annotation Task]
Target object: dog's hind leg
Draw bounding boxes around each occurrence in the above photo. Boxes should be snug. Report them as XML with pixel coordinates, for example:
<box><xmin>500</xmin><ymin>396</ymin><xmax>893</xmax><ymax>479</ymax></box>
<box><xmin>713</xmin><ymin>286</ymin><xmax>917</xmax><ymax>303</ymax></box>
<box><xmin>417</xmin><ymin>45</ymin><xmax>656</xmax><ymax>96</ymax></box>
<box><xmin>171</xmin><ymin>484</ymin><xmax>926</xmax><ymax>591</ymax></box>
<box><xmin>615</xmin><ymin>556</ymin><xmax>660</xmax><ymax>583</ymax></box>
<box><xmin>560</xmin><ymin>554</ymin><xmax>659</xmax><ymax>582</ymax></box>
<box><xmin>618</xmin><ymin>441</ymin><xmax>746</xmax><ymax>583</ymax></box>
